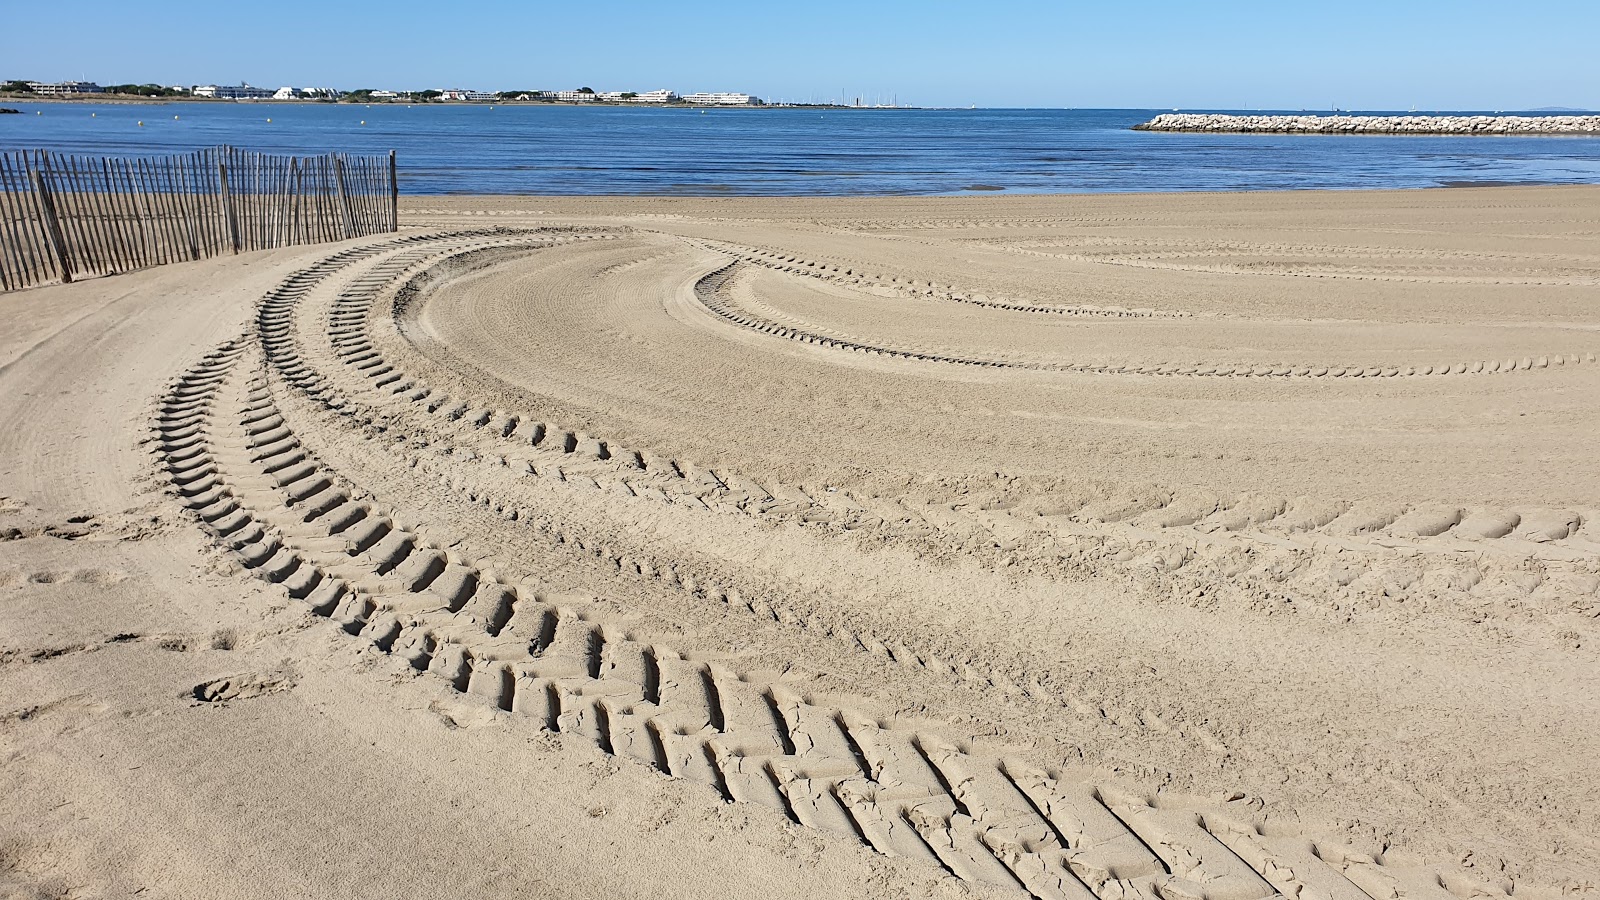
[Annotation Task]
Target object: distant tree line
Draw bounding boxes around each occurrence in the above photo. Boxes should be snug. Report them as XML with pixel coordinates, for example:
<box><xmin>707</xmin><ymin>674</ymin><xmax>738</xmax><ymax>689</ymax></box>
<box><xmin>104</xmin><ymin>84</ymin><xmax>187</xmax><ymax>97</ymax></box>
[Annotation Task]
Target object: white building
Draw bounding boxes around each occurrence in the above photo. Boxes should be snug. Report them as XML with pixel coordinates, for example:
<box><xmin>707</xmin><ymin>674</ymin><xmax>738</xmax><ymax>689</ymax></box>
<box><xmin>27</xmin><ymin>81</ymin><xmax>102</xmax><ymax>95</ymax></box>
<box><xmin>300</xmin><ymin>87</ymin><xmax>339</xmax><ymax>99</ymax></box>
<box><xmin>273</xmin><ymin>86</ymin><xmax>299</xmax><ymax>100</ymax></box>
<box><xmin>438</xmin><ymin>89</ymin><xmax>495</xmax><ymax>101</ymax></box>
<box><xmin>193</xmin><ymin>83</ymin><xmax>275</xmax><ymax>99</ymax></box>
<box><xmin>682</xmin><ymin>91</ymin><xmax>760</xmax><ymax>106</ymax></box>
<box><xmin>558</xmin><ymin>89</ymin><xmax>677</xmax><ymax>103</ymax></box>
<box><xmin>369</xmin><ymin>90</ymin><xmax>399</xmax><ymax>99</ymax></box>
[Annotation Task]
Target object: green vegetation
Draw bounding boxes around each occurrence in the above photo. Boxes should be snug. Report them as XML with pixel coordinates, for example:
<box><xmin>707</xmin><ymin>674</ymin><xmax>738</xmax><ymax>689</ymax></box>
<box><xmin>104</xmin><ymin>83</ymin><xmax>186</xmax><ymax>97</ymax></box>
<box><xmin>2</xmin><ymin>80</ymin><xmax>34</xmax><ymax>93</ymax></box>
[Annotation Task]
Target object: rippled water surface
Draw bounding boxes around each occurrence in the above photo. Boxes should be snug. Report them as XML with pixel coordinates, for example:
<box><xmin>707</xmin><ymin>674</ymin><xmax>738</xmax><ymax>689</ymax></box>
<box><xmin>4</xmin><ymin>103</ymin><xmax>1597</xmax><ymax>194</ymax></box>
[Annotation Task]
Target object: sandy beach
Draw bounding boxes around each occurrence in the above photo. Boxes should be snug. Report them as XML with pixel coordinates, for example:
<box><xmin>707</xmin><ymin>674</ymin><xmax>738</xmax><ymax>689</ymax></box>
<box><xmin>2</xmin><ymin>185</ymin><xmax>1597</xmax><ymax>899</ymax></box>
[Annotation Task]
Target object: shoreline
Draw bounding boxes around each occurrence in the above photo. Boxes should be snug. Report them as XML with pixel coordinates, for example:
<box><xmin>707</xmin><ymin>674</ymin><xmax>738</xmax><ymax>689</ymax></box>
<box><xmin>0</xmin><ymin>95</ymin><xmax>889</xmax><ymax>110</ymax></box>
<box><xmin>402</xmin><ymin>182</ymin><xmax>1598</xmax><ymax>201</ymax></box>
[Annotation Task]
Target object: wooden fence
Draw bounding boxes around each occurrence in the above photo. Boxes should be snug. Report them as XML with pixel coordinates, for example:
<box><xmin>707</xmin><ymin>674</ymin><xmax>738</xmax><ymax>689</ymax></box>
<box><xmin>0</xmin><ymin>146</ymin><xmax>398</xmax><ymax>292</ymax></box>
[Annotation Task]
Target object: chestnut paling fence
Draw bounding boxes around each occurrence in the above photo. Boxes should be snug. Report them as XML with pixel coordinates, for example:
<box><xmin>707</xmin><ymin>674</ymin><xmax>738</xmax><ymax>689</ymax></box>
<box><xmin>0</xmin><ymin>146</ymin><xmax>398</xmax><ymax>291</ymax></box>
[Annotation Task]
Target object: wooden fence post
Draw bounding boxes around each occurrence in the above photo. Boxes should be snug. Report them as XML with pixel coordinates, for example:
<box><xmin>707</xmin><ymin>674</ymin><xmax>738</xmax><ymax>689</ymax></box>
<box><xmin>333</xmin><ymin>156</ymin><xmax>355</xmax><ymax>239</ymax></box>
<box><xmin>218</xmin><ymin>157</ymin><xmax>240</xmax><ymax>253</ymax></box>
<box><xmin>388</xmin><ymin>150</ymin><xmax>399</xmax><ymax>232</ymax></box>
<box><xmin>289</xmin><ymin>158</ymin><xmax>301</xmax><ymax>245</ymax></box>
<box><xmin>28</xmin><ymin>167</ymin><xmax>73</xmax><ymax>284</ymax></box>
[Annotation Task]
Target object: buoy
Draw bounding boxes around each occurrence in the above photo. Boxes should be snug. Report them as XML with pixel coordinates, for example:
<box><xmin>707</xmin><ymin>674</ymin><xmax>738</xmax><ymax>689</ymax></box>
<box><xmin>360</xmin><ymin>120</ymin><xmax>366</xmax><ymax>125</ymax></box>
<box><xmin>266</xmin><ymin>118</ymin><xmax>272</xmax><ymax>123</ymax></box>
<box><xmin>138</xmin><ymin>121</ymin><xmax>144</xmax><ymax>126</ymax></box>
<box><xmin>174</xmin><ymin>114</ymin><xmax>179</xmax><ymax>119</ymax></box>
<box><xmin>91</xmin><ymin>112</ymin><xmax>96</xmax><ymax>117</ymax></box>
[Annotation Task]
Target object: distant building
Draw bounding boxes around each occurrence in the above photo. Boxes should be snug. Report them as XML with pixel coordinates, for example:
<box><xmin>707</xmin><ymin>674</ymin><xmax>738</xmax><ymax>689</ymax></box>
<box><xmin>28</xmin><ymin>81</ymin><xmax>103</xmax><ymax>95</ymax></box>
<box><xmin>550</xmin><ymin>90</ymin><xmax>597</xmax><ymax>102</ymax></box>
<box><xmin>595</xmin><ymin>89</ymin><xmax>677</xmax><ymax>103</ymax></box>
<box><xmin>276</xmin><ymin>86</ymin><xmax>349</xmax><ymax>101</ymax></box>
<box><xmin>369</xmin><ymin>90</ymin><xmax>399</xmax><ymax>99</ymax></box>
<box><xmin>682</xmin><ymin>91</ymin><xmax>760</xmax><ymax>106</ymax></box>
<box><xmin>193</xmin><ymin>83</ymin><xmax>274</xmax><ymax>99</ymax></box>
<box><xmin>438</xmin><ymin>89</ymin><xmax>495</xmax><ymax>101</ymax></box>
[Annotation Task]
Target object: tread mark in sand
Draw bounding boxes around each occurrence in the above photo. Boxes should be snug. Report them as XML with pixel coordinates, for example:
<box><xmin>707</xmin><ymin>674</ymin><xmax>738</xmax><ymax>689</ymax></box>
<box><xmin>687</xmin><ymin>241</ymin><xmax>1596</xmax><ymax>379</ymax></box>
<box><xmin>150</xmin><ymin>237</ymin><xmax>1513</xmax><ymax>900</ymax></box>
<box><xmin>257</xmin><ymin>235</ymin><xmax>1599</xmax><ymax>679</ymax></box>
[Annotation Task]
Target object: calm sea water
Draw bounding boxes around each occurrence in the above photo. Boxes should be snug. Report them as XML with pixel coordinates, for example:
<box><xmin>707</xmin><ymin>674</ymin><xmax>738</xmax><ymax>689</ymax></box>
<box><xmin>3</xmin><ymin>102</ymin><xmax>1597</xmax><ymax>195</ymax></box>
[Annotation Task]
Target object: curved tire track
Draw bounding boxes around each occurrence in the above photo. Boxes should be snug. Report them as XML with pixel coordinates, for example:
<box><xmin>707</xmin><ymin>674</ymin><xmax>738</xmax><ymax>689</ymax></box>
<box><xmin>689</xmin><ymin>253</ymin><xmax>1596</xmax><ymax>380</ymax></box>
<box><xmin>152</xmin><ymin>238</ymin><xmax>1516</xmax><ymax>900</ymax></box>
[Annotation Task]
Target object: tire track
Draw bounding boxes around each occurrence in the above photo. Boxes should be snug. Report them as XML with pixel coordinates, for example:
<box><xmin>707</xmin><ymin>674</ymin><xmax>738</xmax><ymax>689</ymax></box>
<box><xmin>972</xmin><ymin>239</ymin><xmax>1600</xmax><ymax>287</ymax></box>
<box><xmin>696</xmin><ymin>238</ymin><xmax>1190</xmax><ymax>319</ymax></box>
<box><xmin>270</xmin><ymin>238</ymin><xmax>1600</xmax><ymax>628</ymax></box>
<box><xmin>152</xmin><ymin>242</ymin><xmax>1516</xmax><ymax>900</ymax></box>
<box><xmin>690</xmin><ymin>254</ymin><xmax>1597</xmax><ymax>379</ymax></box>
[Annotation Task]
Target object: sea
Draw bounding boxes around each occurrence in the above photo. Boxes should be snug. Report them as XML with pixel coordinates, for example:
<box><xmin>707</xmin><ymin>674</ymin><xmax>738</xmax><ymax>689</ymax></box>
<box><xmin>2</xmin><ymin>102</ymin><xmax>1597</xmax><ymax>195</ymax></box>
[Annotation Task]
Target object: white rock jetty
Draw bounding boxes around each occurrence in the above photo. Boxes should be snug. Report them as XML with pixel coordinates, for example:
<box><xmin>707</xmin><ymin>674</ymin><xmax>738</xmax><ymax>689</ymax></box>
<box><xmin>1133</xmin><ymin>113</ymin><xmax>1600</xmax><ymax>135</ymax></box>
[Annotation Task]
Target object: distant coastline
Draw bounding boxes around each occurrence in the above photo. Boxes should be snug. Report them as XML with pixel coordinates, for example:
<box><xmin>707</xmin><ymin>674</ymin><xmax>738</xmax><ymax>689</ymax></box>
<box><xmin>0</xmin><ymin>93</ymin><xmax>897</xmax><ymax>110</ymax></box>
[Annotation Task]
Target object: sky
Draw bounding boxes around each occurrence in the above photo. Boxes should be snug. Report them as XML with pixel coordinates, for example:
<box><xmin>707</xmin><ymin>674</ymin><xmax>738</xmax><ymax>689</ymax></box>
<box><xmin>5</xmin><ymin>0</ymin><xmax>1597</xmax><ymax>110</ymax></box>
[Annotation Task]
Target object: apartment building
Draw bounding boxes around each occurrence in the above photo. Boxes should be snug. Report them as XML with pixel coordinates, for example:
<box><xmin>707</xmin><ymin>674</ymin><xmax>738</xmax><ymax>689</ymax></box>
<box><xmin>682</xmin><ymin>92</ymin><xmax>760</xmax><ymax>106</ymax></box>
<box><xmin>193</xmin><ymin>83</ymin><xmax>275</xmax><ymax>99</ymax></box>
<box><xmin>27</xmin><ymin>81</ymin><xmax>103</xmax><ymax>95</ymax></box>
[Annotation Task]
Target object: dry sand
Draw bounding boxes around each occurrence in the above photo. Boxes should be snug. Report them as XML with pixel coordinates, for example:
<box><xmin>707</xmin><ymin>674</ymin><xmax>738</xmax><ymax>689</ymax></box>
<box><xmin>2</xmin><ymin>186</ymin><xmax>1597</xmax><ymax>899</ymax></box>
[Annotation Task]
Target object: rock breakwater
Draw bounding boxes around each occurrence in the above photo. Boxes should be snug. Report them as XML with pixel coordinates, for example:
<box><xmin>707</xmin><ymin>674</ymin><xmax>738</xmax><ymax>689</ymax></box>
<box><xmin>1133</xmin><ymin>113</ymin><xmax>1600</xmax><ymax>134</ymax></box>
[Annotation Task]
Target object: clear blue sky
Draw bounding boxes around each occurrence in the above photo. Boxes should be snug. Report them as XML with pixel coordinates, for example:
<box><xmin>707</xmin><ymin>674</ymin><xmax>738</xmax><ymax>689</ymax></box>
<box><xmin>6</xmin><ymin>0</ymin><xmax>1596</xmax><ymax>109</ymax></box>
